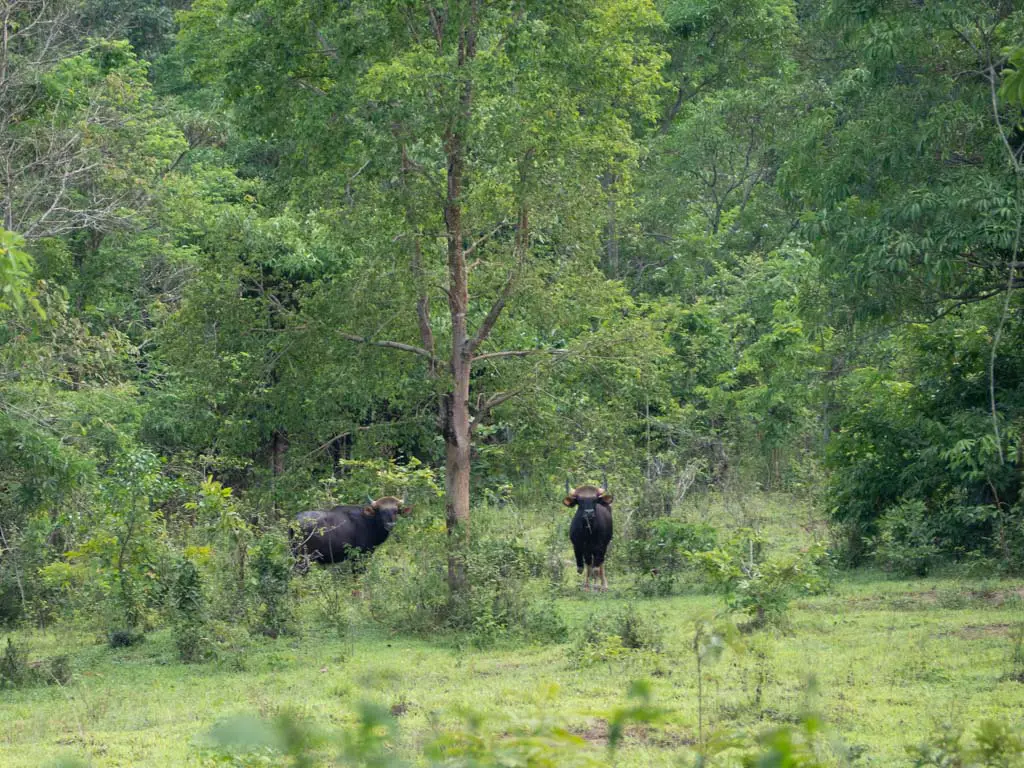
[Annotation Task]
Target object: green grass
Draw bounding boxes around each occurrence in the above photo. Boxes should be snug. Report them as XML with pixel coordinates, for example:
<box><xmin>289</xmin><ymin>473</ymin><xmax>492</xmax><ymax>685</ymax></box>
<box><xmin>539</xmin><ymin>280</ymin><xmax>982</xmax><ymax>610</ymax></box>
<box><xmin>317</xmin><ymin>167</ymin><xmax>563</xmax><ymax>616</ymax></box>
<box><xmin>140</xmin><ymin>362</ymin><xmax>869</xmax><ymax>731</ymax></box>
<box><xmin>4</xmin><ymin>495</ymin><xmax>1024</xmax><ymax>766</ymax></box>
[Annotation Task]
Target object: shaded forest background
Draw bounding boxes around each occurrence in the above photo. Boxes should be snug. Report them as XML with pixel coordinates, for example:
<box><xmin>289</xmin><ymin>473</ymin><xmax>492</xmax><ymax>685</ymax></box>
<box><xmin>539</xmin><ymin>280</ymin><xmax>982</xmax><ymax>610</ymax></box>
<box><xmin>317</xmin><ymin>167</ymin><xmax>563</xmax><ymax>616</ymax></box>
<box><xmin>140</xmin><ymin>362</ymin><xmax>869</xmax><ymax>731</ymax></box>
<box><xmin>1</xmin><ymin>0</ymin><xmax>1023</xmax><ymax>628</ymax></box>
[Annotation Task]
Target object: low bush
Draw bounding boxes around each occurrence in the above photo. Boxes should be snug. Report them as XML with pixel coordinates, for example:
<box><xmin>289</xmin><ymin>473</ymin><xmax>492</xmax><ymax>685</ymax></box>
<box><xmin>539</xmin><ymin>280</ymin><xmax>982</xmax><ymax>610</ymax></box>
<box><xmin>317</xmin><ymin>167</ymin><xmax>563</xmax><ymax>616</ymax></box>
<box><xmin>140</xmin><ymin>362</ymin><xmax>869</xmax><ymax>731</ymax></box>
<box><xmin>626</xmin><ymin>517</ymin><xmax>718</xmax><ymax>596</ymax></box>
<box><xmin>0</xmin><ymin>638</ymin><xmax>72</xmax><ymax>688</ymax></box>
<box><xmin>0</xmin><ymin>637</ymin><xmax>33</xmax><ymax>688</ymax></box>
<box><xmin>362</xmin><ymin>511</ymin><xmax>566</xmax><ymax>647</ymax></box>
<box><xmin>249</xmin><ymin>534</ymin><xmax>295</xmax><ymax>638</ymax></box>
<box><xmin>688</xmin><ymin>530</ymin><xmax>831</xmax><ymax>629</ymax></box>
<box><xmin>107</xmin><ymin>628</ymin><xmax>144</xmax><ymax>648</ymax></box>
<box><xmin>871</xmin><ymin>500</ymin><xmax>941</xmax><ymax>577</ymax></box>
<box><xmin>170</xmin><ymin>556</ymin><xmax>210</xmax><ymax>663</ymax></box>
<box><xmin>297</xmin><ymin>567</ymin><xmax>354</xmax><ymax>642</ymax></box>
<box><xmin>569</xmin><ymin>604</ymin><xmax>662</xmax><ymax>666</ymax></box>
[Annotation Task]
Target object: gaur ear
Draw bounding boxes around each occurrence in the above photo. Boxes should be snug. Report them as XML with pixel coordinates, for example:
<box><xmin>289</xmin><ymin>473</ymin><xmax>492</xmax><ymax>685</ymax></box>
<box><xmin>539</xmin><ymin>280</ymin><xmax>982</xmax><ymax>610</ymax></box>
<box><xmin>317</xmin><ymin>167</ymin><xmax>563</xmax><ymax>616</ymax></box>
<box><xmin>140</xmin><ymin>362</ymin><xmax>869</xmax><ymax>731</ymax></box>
<box><xmin>563</xmin><ymin>495</ymin><xmax>577</xmax><ymax>507</ymax></box>
<box><xmin>400</xmin><ymin>506</ymin><xmax>412</xmax><ymax>516</ymax></box>
<box><xmin>599</xmin><ymin>492</ymin><xmax>614</xmax><ymax>504</ymax></box>
<box><xmin>362</xmin><ymin>505</ymin><xmax>376</xmax><ymax>517</ymax></box>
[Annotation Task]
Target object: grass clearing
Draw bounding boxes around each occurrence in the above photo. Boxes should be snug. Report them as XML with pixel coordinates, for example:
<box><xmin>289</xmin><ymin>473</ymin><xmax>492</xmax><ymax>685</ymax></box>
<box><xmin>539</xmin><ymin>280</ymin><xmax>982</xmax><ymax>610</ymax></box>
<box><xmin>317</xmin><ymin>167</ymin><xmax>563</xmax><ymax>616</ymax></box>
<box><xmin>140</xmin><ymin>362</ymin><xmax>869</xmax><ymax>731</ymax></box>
<box><xmin>4</xmin><ymin>494</ymin><xmax>1024</xmax><ymax>766</ymax></box>
<box><xmin>4</xmin><ymin>574</ymin><xmax>1024</xmax><ymax>766</ymax></box>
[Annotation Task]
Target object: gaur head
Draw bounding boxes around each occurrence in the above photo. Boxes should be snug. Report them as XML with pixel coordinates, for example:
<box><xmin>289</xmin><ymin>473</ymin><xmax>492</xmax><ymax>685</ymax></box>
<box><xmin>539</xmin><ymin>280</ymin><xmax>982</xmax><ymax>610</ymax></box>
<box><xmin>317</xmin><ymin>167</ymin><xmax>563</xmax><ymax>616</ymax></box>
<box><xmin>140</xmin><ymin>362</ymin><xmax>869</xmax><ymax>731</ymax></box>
<box><xmin>362</xmin><ymin>496</ymin><xmax>412</xmax><ymax>532</ymax></box>
<box><xmin>562</xmin><ymin>484</ymin><xmax>613</xmax><ymax>516</ymax></box>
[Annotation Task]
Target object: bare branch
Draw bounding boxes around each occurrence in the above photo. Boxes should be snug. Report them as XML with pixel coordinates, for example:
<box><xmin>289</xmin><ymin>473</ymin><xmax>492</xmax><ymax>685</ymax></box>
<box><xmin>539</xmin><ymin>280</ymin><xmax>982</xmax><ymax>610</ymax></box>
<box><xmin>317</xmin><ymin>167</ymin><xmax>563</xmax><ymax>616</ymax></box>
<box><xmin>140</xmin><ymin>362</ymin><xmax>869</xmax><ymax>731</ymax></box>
<box><xmin>462</xmin><ymin>219</ymin><xmax>509</xmax><ymax>259</ymax></box>
<box><xmin>471</xmin><ymin>348</ymin><xmax>569</xmax><ymax>365</ymax></box>
<box><xmin>337</xmin><ymin>332</ymin><xmax>440</xmax><ymax>367</ymax></box>
<box><xmin>465</xmin><ymin>205</ymin><xmax>527</xmax><ymax>356</ymax></box>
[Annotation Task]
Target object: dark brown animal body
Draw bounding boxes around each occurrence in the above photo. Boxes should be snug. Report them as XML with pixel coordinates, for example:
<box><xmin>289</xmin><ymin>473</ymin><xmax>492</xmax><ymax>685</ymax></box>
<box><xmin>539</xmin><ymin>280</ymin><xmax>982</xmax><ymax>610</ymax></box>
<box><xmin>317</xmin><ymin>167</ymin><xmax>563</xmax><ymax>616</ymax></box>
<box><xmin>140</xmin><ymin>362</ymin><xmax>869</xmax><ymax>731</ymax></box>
<box><xmin>564</xmin><ymin>484</ymin><xmax>614</xmax><ymax>591</ymax></box>
<box><xmin>291</xmin><ymin>496</ymin><xmax>410</xmax><ymax>567</ymax></box>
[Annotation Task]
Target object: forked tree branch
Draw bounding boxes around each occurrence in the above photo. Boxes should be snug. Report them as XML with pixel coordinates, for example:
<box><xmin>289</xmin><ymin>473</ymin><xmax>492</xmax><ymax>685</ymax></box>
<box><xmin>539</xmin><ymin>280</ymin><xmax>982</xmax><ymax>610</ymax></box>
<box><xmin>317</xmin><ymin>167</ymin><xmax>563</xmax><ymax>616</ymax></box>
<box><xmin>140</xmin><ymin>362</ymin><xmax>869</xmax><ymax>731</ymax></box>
<box><xmin>463</xmin><ymin>219</ymin><xmax>509</xmax><ymax>259</ymax></box>
<box><xmin>470</xmin><ymin>389</ymin><xmax>522</xmax><ymax>433</ymax></box>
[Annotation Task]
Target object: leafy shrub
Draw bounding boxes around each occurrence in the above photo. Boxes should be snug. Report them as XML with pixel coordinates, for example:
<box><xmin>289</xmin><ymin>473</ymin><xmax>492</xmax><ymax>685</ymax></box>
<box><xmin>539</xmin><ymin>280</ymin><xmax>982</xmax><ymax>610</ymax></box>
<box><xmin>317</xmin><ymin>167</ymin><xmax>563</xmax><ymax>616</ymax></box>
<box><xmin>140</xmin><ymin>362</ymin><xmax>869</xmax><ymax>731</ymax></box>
<box><xmin>108</xmin><ymin>628</ymin><xmax>144</xmax><ymax>648</ymax></box>
<box><xmin>449</xmin><ymin>536</ymin><xmax>553</xmax><ymax>647</ymax></box>
<box><xmin>871</xmin><ymin>500</ymin><xmax>940</xmax><ymax>577</ymax></box>
<box><xmin>171</xmin><ymin>556</ymin><xmax>210</xmax><ymax>662</ymax></box>
<box><xmin>0</xmin><ymin>638</ymin><xmax>70</xmax><ymax>688</ymax></box>
<box><xmin>907</xmin><ymin>720</ymin><xmax>1024</xmax><ymax>767</ymax></box>
<box><xmin>208</xmin><ymin>620</ymin><xmax>253</xmax><ymax>671</ymax></box>
<box><xmin>47</xmin><ymin>654</ymin><xmax>72</xmax><ymax>686</ymax></box>
<box><xmin>362</xmin><ymin>519</ymin><xmax>449</xmax><ymax>636</ymax></box>
<box><xmin>249</xmin><ymin>534</ymin><xmax>295</xmax><ymax>638</ymax></box>
<box><xmin>297</xmin><ymin>567</ymin><xmax>353</xmax><ymax>642</ymax></box>
<box><xmin>313</xmin><ymin>456</ymin><xmax>443</xmax><ymax>511</ymax></box>
<box><xmin>689</xmin><ymin>530</ymin><xmax>831</xmax><ymax>629</ymax></box>
<box><xmin>570</xmin><ymin>604</ymin><xmax>662</xmax><ymax>666</ymax></box>
<box><xmin>187</xmin><ymin>479</ymin><xmax>253</xmax><ymax>624</ymax></box>
<box><xmin>521</xmin><ymin>600</ymin><xmax>568</xmax><ymax>644</ymax></box>
<box><xmin>364</xmin><ymin>516</ymin><xmax>563</xmax><ymax>647</ymax></box>
<box><xmin>0</xmin><ymin>637</ymin><xmax>33</xmax><ymax>688</ymax></box>
<box><xmin>626</xmin><ymin>517</ymin><xmax>717</xmax><ymax>596</ymax></box>
<box><xmin>826</xmin><ymin>319</ymin><xmax>1024</xmax><ymax>570</ymax></box>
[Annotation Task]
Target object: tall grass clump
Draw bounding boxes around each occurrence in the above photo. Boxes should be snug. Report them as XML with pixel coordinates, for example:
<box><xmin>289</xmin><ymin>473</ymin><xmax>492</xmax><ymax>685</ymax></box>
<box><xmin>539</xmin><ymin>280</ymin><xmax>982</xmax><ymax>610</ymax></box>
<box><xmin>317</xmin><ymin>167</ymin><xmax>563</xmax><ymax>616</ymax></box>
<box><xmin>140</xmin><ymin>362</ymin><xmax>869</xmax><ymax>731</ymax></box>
<box><xmin>569</xmin><ymin>604</ymin><xmax>663</xmax><ymax>666</ymax></box>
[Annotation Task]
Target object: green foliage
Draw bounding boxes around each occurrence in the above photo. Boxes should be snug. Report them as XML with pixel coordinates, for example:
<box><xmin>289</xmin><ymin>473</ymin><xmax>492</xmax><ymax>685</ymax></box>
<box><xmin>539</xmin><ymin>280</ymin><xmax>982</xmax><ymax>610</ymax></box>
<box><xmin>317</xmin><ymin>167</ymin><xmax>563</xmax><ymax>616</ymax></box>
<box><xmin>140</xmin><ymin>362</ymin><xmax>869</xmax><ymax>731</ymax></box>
<box><xmin>249</xmin><ymin>534</ymin><xmax>295</xmax><ymax>638</ymax></box>
<box><xmin>187</xmin><ymin>479</ymin><xmax>254</xmax><ymax>623</ymax></box>
<box><xmin>689</xmin><ymin>531</ymin><xmax>831</xmax><ymax>628</ymax></box>
<box><xmin>0</xmin><ymin>637</ymin><xmax>71</xmax><ymax>688</ymax></box>
<box><xmin>363</xmin><ymin>508</ymin><xmax>565</xmax><ymax>647</ymax></box>
<box><xmin>1001</xmin><ymin>45</ymin><xmax>1024</xmax><ymax>107</ymax></box>
<box><xmin>0</xmin><ymin>637</ymin><xmax>33</xmax><ymax>688</ymax></box>
<box><xmin>871</xmin><ymin>500</ymin><xmax>941</xmax><ymax>577</ymax></box>
<box><xmin>570</xmin><ymin>604</ymin><xmax>663</xmax><ymax>666</ymax></box>
<box><xmin>626</xmin><ymin>516</ymin><xmax>718</xmax><ymax>596</ymax></box>
<box><xmin>907</xmin><ymin>720</ymin><xmax>1024</xmax><ymax>767</ymax></box>
<box><xmin>171</xmin><ymin>555</ymin><xmax>210</xmax><ymax>663</ymax></box>
<box><xmin>296</xmin><ymin>567</ymin><xmax>353</xmax><ymax>644</ymax></box>
<box><xmin>320</xmin><ymin>458</ymin><xmax>442</xmax><ymax>509</ymax></box>
<box><xmin>826</xmin><ymin>310</ymin><xmax>1024</xmax><ymax>567</ymax></box>
<box><xmin>0</xmin><ymin>229</ymin><xmax>44</xmax><ymax>317</ymax></box>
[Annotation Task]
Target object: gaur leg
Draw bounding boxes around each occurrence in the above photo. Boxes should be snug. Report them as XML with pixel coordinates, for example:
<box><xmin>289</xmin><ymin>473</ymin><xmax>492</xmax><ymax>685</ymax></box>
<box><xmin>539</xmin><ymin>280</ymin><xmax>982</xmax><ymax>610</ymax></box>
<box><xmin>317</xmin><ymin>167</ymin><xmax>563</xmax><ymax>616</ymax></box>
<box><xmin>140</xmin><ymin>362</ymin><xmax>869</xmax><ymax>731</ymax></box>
<box><xmin>592</xmin><ymin>545</ymin><xmax>608</xmax><ymax>591</ymax></box>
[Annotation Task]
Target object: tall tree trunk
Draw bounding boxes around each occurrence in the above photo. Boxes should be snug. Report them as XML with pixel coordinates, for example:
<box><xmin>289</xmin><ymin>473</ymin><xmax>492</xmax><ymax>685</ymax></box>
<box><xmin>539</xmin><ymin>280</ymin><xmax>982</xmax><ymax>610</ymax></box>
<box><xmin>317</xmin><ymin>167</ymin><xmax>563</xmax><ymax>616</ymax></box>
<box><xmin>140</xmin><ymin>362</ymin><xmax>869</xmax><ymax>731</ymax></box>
<box><xmin>441</xmin><ymin>6</ymin><xmax>478</xmax><ymax>593</ymax></box>
<box><xmin>443</xmin><ymin>384</ymin><xmax>471</xmax><ymax>590</ymax></box>
<box><xmin>443</xmin><ymin>123</ymin><xmax>471</xmax><ymax>590</ymax></box>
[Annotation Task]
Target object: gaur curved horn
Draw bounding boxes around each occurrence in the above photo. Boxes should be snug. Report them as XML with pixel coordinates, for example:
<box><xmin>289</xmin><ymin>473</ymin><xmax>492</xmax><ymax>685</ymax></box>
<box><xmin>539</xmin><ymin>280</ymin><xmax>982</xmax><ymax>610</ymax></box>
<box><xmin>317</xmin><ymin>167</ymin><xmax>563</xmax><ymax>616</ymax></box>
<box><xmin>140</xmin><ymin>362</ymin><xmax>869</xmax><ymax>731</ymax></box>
<box><xmin>603</xmin><ymin>472</ymin><xmax>608</xmax><ymax>493</ymax></box>
<box><xmin>565</xmin><ymin>477</ymin><xmax>571</xmax><ymax>496</ymax></box>
<box><xmin>365</xmin><ymin>494</ymin><xmax>375</xmax><ymax>506</ymax></box>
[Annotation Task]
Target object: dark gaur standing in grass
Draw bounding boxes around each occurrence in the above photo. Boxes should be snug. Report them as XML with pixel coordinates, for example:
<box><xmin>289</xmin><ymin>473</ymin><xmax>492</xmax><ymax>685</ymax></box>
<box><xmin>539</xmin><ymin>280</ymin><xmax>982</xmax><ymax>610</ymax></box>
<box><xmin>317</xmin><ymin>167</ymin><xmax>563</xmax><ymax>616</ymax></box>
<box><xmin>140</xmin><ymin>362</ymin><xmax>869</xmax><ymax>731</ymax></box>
<box><xmin>291</xmin><ymin>496</ymin><xmax>411</xmax><ymax>568</ymax></box>
<box><xmin>564</xmin><ymin>480</ymin><xmax>614</xmax><ymax>591</ymax></box>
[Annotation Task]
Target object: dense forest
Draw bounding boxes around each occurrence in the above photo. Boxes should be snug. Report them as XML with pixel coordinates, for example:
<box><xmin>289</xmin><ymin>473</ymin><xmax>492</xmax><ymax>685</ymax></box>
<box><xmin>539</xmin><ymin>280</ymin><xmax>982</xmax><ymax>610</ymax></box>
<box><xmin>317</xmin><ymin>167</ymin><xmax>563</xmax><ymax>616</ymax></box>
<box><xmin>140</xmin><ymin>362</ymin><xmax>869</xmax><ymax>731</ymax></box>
<box><xmin>0</xmin><ymin>0</ymin><xmax>1023</xmax><ymax>639</ymax></box>
<box><xmin>3</xmin><ymin>0</ymin><xmax>1024</xmax><ymax>764</ymax></box>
